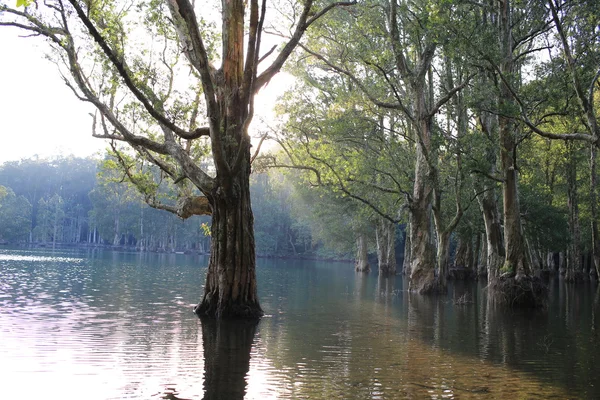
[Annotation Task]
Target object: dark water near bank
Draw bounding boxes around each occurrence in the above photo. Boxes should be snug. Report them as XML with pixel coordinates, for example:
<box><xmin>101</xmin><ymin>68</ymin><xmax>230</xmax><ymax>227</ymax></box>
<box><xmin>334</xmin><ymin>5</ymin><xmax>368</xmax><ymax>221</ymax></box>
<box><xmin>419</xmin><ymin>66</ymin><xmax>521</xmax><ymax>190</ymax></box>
<box><xmin>0</xmin><ymin>248</ymin><xmax>598</xmax><ymax>399</ymax></box>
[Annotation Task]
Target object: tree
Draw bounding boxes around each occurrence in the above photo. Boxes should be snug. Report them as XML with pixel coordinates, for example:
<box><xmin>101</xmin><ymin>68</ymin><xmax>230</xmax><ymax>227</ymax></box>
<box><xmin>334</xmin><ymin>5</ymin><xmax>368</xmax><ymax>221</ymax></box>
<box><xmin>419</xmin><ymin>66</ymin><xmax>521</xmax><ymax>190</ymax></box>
<box><xmin>0</xmin><ymin>185</ymin><xmax>31</xmax><ymax>242</ymax></box>
<box><xmin>273</xmin><ymin>0</ymin><xmax>476</xmax><ymax>289</ymax></box>
<box><xmin>1</xmin><ymin>0</ymin><xmax>353</xmax><ymax>318</ymax></box>
<box><xmin>0</xmin><ymin>156</ymin><xmax>97</xmax><ymax>244</ymax></box>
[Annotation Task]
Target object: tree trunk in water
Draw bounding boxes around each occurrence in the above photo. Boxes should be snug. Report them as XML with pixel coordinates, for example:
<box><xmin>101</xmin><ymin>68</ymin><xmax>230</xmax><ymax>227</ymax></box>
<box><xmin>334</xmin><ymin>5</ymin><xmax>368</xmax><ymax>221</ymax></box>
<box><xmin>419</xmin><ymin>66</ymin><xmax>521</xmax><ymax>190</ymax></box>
<box><xmin>547</xmin><ymin>252</ymin><xmax>556</xmax><ymax>273</ymax></box>
<box><xmin>376</xmin><ymin>218</ymin><xmax>396</xmax><ymax>275</ymax></box>
<box><xmin>402</xmin><ymin>224</ymin><xmax>411</xmax><ymax>275</ymax></box>
<box><xmin>500</xmin><ymin>126</ymin><xmax>529</xmax><ymax>278</ymax></box>
<box><xmin>453</xmin><ymin>235</ymin><xmax>475</xmax><ymax>280</ymax></box>
<box><xmin>435</xmin><ymin>231</ymin><xmax>450</xmax><ymax>289</ymax></box>
<box><xmin>565</xmin><ymin>142</ymin><xmax>582</xmax><ymax>282</ymax></box>
<box><xmin>194</xmin><ymin>175</ymin><xmax>262</xmax><ymax>319</ymax></box>
<box><xmin>497</xmin><ymin>0</ymin><xmax>529</xmax><ymax>279</ymax></box>
<box><xmin>487</xmin><ymin>0</ymin><xmax>546</xmax><ymax>307</ymax></box>
<box><xmin>474</xmin><ymin>232</ymin><xmax>485</xmax><ymax>279</ymax></box>
<box><xmin>409</xmin><ymin>196</ymin><xmax>437</xmax><ymax>293</ymax></box>
<box><xmin>590</xmin><ymin>144</ymin><xmax>600</xmax><ymax>279</ymax></box>
<box><xmin>475</xmin><ymin>178</ymin><xmax>504</xmax><ymax>284</ymax></box>
<box><xmin>408</xmin><ymin>82</ymin><xmax>439</xmax><ymax>292</ymax></box>
<box><xmin>454</xmin><ymin>237</ymin><xmax>469</xmax><ymax>269</ymax></box>
<box><xmin>113</xmin><ymin>210</ymin><xmax>120</xmax><ymax>247</ymax></box>
<box><xmin>355</xmin><ymin>233</ymin><xmax>370</xmax><ymax>273</ymax></box>
<box><xmin>474</xmin><ymin>87</ymin><xmax>504</xmax><ymax>283</ymax></box>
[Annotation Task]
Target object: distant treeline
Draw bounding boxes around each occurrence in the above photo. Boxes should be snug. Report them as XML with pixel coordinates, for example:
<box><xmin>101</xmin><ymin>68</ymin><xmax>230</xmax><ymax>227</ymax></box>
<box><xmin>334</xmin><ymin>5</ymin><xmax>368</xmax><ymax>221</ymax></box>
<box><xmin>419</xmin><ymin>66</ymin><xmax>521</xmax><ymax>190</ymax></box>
<box><xmin>0</xmin><ymin>156</ymin><xmax>364</xmax><ymax>259</ymax></box>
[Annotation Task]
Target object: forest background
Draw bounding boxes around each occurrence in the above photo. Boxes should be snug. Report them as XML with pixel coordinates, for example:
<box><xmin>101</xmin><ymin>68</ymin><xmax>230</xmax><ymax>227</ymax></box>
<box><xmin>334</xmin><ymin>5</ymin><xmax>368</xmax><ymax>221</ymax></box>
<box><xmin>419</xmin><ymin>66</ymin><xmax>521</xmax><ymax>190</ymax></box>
<box><xmin>0</xmin><ymin>156</ymin><xmax>362</xmax><ymax>260</ymax></box>
<box><xmin>0</xmin><ymin>0</ymin><xmax>599</xmax><ymax>297</ymax></box>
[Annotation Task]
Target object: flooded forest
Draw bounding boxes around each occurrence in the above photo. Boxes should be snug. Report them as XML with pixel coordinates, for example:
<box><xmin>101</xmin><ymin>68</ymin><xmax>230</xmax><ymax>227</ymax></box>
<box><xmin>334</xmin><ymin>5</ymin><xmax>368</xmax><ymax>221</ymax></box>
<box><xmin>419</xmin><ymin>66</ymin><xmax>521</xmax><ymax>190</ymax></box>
<box><xmin>1</xmin><ymin>0</ymin><xmax>600</xmax><ymax>397</ymax></box>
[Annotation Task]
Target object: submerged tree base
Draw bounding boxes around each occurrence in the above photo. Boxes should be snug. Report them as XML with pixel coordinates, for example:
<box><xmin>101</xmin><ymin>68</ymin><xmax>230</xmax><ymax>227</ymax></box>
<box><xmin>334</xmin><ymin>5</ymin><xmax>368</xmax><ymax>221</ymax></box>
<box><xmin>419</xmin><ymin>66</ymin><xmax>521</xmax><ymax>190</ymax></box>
<box><xmin>194</xmin><ymin>298</ymin><xmax>264</xmax><ymax>320</ymax></box>
<box><xmin>410</xmin><ymin>269</ymin><xmax>448</xmax><ymax>294</ymax></box>
<box><xmin>538</xmin><ymin>269</ymin><xmax>552</xmax><ymax>280</ymax></box>
<box><xmin>564</xmin><ymin>271</ymin><xmax>586</xmax><ymax>282</ymax></box>
<box><xmin>447</xmin><ymin>268</ymin><xmax>475</xmax><ymax>281</ymax></box>
<box><xmin>355</xmin><ymin>263</ymin><xmax>371</xmax><ymax>273</ymax></box>
<box><xmin>378</xmin><ymin>264</ymin><xmax>396</xmax><ymax>276</ymax></box>
<box><xmin>488</xmin><ymin>275</ymin><xmax>548</xmax><ymax>308</ymax></box>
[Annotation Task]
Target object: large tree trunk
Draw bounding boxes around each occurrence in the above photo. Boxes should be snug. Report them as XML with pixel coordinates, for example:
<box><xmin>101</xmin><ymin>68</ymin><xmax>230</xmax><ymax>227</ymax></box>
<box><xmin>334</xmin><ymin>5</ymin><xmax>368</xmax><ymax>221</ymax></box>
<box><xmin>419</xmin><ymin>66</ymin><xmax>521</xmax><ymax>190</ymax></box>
<box><xmin>497</xmin><ymin>0</ymin><xmax>529</xmax><ymax>280</ymax></box>
<box><xmin>475</xmin><ymin>177</ymin><xmax>505</xmax><ymax>283</ymax></box>
<box><xmin>376</xmin><ymin>218</ymin><xmax>396</xmax><ymax>275</ymax></box>
<box><xmin>195</xmin><ymin>0</ymin><xmax>264</xmax><ymax>319</ymax></box>
<box><xmin>408</xmin><ymin>88</ymin><xmax>439</xmax><ymax>293</ymax></box>
<box><xmin>473</xmin><ymin>63</ymin><xmax>505</xmax><ymax>283</ymax></box>
<box><xmin>473</xmin><ymin>232</ymin><xmax>484</xmax><ymax>278</ymax></box>
<box><xmin>591</xmin><ymin>144</ymin><xmax>600</xmax><ymax>279</ymax></box>
<box><xmin>409</xmin><ymin>194</ymin><xmax>437</xmax><ymax>293</ymax></box>
<box><xmin>113</xmin><ymin>210</ymin><xmax>120</xmax><ymax>247</ymax></box>
<box><xmin>402</xmin><ymin>224</ymin><xmax>411</xmax><ymax>275</ymax></box>
<box><xmin>454</xmin><ymin>236</ymin><xmax>469</xmax><ymax>269</ymax></box>
<box><xmin>194</xmin><ymin>172</ymin><xmax>263</xmax><ymax>319</ymax></box>
<box><xmin>435</xmin><ymin>231</ymin><xmax>450</xmax><ymax>288</ymax></box>
<box><xmin>500</xmin><ymin>121</ymin><xmax>529</xmax><ymax>278</ymax></box>
<box><xmin>355</xmin><ymin>233</ymin><xmax>370</xmax><ymax>273</ymax></box>
<box><xmin>565</xmin><ymin>142</ymin><xmax>582</xmax><ymax>282</ymax></box>
<box><xmin>486</xmin><ymin>0</ymin><xmax>546</xmax><ymax>307</ymax></box>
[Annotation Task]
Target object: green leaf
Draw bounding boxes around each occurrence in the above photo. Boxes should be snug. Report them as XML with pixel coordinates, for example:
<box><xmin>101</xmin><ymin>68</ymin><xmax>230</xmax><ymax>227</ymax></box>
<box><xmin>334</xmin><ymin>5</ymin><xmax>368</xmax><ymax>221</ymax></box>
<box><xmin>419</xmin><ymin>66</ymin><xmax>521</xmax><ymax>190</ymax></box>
<box><xmin>16</xmin><ymin>0</ymin><xmax>33</xmax><ymax>8</ymax></box>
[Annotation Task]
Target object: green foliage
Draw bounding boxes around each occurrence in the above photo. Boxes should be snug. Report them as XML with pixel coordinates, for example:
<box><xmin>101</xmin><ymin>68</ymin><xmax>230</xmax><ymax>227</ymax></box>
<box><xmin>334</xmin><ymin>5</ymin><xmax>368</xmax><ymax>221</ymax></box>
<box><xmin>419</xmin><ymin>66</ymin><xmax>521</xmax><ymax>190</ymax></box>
<box><xmin>16</xmin><ymin>0</ymin><xmax>32</xmax><ymax>7</ymax></box>
<box><xmin>0</xmin><ymin>185</ymin><xmax>31</xmax><ymax>242</ymax></box>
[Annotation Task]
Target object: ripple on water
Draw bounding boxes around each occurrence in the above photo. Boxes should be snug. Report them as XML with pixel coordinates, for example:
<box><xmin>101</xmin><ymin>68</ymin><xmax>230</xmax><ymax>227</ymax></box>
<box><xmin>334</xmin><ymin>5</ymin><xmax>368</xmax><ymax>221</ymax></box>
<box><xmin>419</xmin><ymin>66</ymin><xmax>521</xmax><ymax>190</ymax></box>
<box><xmin>0</xmin><ymin>250</ymin><xmax>598</xmax><ymax>399</ymax></box>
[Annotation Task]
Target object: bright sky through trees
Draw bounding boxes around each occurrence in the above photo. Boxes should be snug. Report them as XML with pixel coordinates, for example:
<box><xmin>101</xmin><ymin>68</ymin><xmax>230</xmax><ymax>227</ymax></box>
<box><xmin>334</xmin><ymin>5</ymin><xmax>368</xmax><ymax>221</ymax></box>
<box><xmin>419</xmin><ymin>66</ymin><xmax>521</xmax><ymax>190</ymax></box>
<box><xmin>0</xmin><ymin>29</ymin><xmax>100</xmax><ymax>161</ymax></box>
<box><xmin>0</xmin><ymin>28</ymin><xmax>288</xmax><ymax>163</ymax></box>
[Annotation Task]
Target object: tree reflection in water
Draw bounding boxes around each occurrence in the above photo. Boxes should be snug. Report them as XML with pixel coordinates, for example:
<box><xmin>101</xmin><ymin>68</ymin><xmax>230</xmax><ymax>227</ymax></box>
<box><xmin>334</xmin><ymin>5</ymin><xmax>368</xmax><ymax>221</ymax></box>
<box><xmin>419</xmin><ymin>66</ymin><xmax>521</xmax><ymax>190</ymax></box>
<box><xmin>201</xmin><ymin>319</ymin><xmax>258</xmax><ymax>400</ymax></box>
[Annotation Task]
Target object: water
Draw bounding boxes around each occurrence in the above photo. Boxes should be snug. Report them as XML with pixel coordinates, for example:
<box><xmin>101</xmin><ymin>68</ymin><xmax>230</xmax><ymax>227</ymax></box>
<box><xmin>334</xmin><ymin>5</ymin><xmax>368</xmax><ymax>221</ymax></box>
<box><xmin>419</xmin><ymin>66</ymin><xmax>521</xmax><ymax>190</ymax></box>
<box><xmin>0</xmin><ymin>248</ymin><xmax>598</xmax><ymax>399</ymax></box>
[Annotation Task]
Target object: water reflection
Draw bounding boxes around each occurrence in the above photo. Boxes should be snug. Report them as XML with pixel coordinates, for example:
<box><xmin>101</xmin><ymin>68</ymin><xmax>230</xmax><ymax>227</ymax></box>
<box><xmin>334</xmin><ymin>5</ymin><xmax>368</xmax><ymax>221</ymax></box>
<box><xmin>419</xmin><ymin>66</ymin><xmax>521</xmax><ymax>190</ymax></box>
<box><xmin>201</xmin><ymin>319</ymin><xmax>257</xmax><ymax>400</ymax></box>
<box><xmin>0</xmin><ymin>249</ymin><xmax>598</xmax><ymax>399</ymax></box>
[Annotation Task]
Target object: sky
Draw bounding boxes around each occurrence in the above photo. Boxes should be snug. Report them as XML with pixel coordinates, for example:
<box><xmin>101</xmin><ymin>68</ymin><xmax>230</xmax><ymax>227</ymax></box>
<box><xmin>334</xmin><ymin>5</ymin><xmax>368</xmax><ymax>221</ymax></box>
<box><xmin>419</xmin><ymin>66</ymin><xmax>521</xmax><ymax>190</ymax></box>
<box><xmin>0</xmin><ymin>26</ymin><xmax>290</xmax><ymax>164</ymax></box>
<box><xmin>0</xmin><ymin>29</ymin><xmax>102</xmax><ymax>163</ymax></box>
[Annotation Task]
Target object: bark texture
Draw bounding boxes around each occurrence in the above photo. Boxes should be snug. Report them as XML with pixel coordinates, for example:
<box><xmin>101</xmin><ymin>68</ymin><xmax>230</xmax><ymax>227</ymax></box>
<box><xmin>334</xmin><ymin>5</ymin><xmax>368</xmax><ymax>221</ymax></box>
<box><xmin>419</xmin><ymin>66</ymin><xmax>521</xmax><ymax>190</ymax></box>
<box><xmin>497</xmin><ymin>0</ymin><xmax>529</xmax><ymax>279</ymax></box>
<box><xmin>590</xmin><ymin>145</ymin><xmax>600</xmax><ymax>278</ymax></box>
<box><xmin>355</xmin><ymin>233</ymin><xmax>370</xmax><ymax>273</ymax></box>
<box><xmin>376</xmin><ymin>218</ymin><xmax>396</xmax><ymax>275</ymax></box>
<box><xmin>409</xmin><ymin>200</ymin><xmax>438</xmax><ymax>293</ymax></box>
<box><xmin>402</xmin><ymin>224</ymin><xmax>411</xmax><ymax>275</ymax></box>
<box><xmin>195</xmin><ymin>159</ymin><xmax>263</xmax><ymax>319</ymax></box>
<box><xmin>486</xmin><ymin>0</ymin><xmax>546</xmax><ymax>308</ymax></box>
<box><xmin>408</xmin><ymin>84</ymin><xmax>440</xmax><ymax>293</ymax></box>
<box><xmin>565</xmin><ymin>142</ymin><xmax>582</xmax><ymax>282</ymax></box>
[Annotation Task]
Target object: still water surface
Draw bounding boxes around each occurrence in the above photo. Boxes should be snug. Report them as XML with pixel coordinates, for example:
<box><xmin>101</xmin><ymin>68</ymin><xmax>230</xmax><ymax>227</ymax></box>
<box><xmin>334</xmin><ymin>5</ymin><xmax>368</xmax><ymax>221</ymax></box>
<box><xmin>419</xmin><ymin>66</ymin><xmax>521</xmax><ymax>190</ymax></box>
<box><xmin>0</xmin><ymin>248</ymin><xmax>598</xmax><ymax>399</ymax></box>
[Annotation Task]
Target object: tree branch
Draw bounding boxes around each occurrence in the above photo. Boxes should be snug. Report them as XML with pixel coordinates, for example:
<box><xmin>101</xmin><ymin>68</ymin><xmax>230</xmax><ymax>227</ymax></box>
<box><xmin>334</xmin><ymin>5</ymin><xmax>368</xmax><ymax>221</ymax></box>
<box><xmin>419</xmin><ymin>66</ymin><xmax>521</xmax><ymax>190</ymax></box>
<box><xmin>254</xmin><ymin>0</ymin><xmax>356</xmax><ymax>90</ymax></box>
<box><xmin>66</xmin><ymin>0</ymin><xmax>201</xmax><ymax>140</ymax></box>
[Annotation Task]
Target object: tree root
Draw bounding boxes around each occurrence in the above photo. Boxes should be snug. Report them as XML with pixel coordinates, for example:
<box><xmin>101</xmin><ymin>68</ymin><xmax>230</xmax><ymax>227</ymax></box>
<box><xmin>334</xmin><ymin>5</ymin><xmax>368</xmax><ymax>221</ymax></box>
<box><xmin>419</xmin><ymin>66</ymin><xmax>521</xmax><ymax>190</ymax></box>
<box><xmin>488</xmin><ymin>275</ymin><xmax>548</xmax><ymax>308</ymax></box>
<box><xmin>194</xmin><ymin>298</ymin><xmax>263</xmax><ymax>320</ymax></box>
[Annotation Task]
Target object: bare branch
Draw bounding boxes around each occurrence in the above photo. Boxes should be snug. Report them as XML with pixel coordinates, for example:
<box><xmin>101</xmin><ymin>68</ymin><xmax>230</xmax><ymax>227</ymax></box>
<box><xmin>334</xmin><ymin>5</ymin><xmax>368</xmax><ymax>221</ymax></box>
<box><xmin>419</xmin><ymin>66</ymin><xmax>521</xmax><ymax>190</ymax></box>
<box><xmin>168</xmin><ymin>0</ymin><xmax>218</xmax><ymax>118</ymax></box>
<box><xmin>471</xmin><ymin>168</ymin><xmax>505</xmax><ymax>183</ymax></box>
<box><xmin>250</xmin><ymin>133</ymin><xmax>269</xmax><ymax>164</ymax></box>
<box><xmin>64</xmin><ymin>0</ymin><xmax>207</xmax><ymax>142</ymax></box>
<box><xmin>428</xmin><ymin>74</ymin><xmax>474</xmax><ymax>118</ymax></box>
<box><xmin>258</xmin><ymin>45</ymin><xmax>277</xmax><ymax>64</ymax></box>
